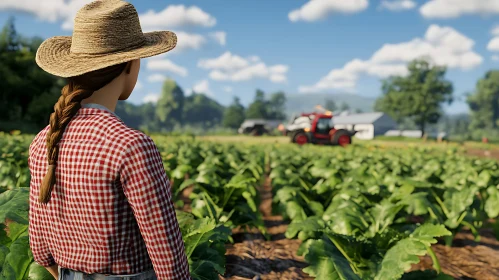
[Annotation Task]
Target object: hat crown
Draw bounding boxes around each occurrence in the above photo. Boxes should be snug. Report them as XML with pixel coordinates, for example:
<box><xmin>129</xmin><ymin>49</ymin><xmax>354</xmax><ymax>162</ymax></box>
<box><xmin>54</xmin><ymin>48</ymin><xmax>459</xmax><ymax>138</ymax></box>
<box><xmin>70</xmin><ymin>0</ymin><xmax>145</xmax><ymax>55</ymax></box>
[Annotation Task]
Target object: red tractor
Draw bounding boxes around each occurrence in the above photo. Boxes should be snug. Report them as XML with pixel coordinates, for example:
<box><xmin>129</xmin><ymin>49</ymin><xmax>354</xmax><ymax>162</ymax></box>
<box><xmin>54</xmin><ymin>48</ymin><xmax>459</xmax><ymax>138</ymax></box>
<box><xmin>285</xmin><ymin>106</ymin><xmax>355</xmax><ymax>146</ymax></box>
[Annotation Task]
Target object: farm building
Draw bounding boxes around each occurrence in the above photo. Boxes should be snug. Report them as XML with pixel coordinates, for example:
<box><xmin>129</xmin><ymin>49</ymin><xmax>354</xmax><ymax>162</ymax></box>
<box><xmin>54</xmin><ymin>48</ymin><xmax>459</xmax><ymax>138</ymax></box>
<box><xmin>332</xmin><ymin>112</ymin><xmax>397</xmax><ymax>140</ymax></box>
<box><xmin>385</xmin><ymin>130</ymin><xmax>448</xmax><ymax>139</ymax></box>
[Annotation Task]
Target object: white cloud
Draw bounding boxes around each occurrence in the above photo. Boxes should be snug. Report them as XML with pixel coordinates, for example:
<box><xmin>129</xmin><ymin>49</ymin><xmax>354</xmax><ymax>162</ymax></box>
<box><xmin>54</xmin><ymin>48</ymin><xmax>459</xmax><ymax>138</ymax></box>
<box><xmin>209</xmin><ymin>31</ymin><xmax>227</xmax><ymax>46</ymax></box>
<box><xmin>143</xmin><ymin>93</ymin><xmax>160</xmax><ymax>103</ymax></box>
<box><xmin>148</xmin><ymin>74</ymin><xmax>167</xmax><ymax>83</ymax></box>
<box><xmin>198</xmin><ymin>52</ymin><xmax>250</xmax><ymax>72</ymax></box>
<box><xmin>299</xmin><ymin>24</ymin><xmax>482</xmax><ymax>93</ymax></box>
<box><xmin>492</xmin><ymin>55</ymin><xmax>499</xmax><ymax>61</ymax></box>
<box><xmin>488</xmin><ymin>25</ymin><xmax>499</xmax><ymax>53</ymax></box>
<box><xmin>146</xmin><ymin>59</ymin><xmax>188</xmax><ymax>77</ymax></box>
<box><xmin>223</xmin><ymin>86</ymin><xmax>233</xmax><ymax>93</ymax></box>
<box><xmin>380</xmin><ymin>0</ymin><xmax>416</xmax><ymax>11</ymax></box>
<box><xmin>139</xmin><ymin>5</ymin><xmax>216</xmax><ymax>30</ymax></box>
<box><xmin>488</xmin><ymin>37</ymin><xmax>499</xmax><ymax>52</ymax></box>
<box><xmin>420</xmin><ymin>0</ymin><xmax>499</xmax><ymax>19</ymax></box>
<box><xmin>0</xmin><ymin>1</ymin><xmax>217</xmax><ymax>32</ymax></box>
<box><xmin>148</xmin><ymin>31</ymin><xmax>223</xmax><ymax>54</ymax></box>
<box><xmin>174</xmin><ymin>31</ymin><xmax>207</xmax><ymax>52</ymax></box>
<box><xmin>289</xmin><ymin>0</ymin><xmax>368</xmax><ymax>22</ymax></box>
<box><xmin>198</xmin><ymin>52</ymin><xmax>289</xmax><ymax>83</ymax></box>
<box><xmin>0</xmin><ymin>0</ymin><xmax>92</xmax><ymax>30</ymax></box>
<box><xmin>192</xmin><ymin>80</ymin><xmax>213</xmax><ymax>96</ymax></box>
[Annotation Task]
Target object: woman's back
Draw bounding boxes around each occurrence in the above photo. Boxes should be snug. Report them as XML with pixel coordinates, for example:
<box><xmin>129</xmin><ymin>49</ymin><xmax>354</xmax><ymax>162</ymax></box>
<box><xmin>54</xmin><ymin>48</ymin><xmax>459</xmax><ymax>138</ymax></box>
<box><xmin>29</xmin><ymin>107</ymin><xmax>190</xmax><ymax>279</ymax></box>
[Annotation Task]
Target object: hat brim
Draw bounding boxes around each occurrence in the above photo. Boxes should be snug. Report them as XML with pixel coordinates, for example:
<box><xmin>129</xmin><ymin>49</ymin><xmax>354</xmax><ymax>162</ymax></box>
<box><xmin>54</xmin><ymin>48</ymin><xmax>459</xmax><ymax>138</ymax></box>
<box><xmin>35</xmin><ymin>31</ymin><xmax>176</xmax><ymax>78</ymax></box>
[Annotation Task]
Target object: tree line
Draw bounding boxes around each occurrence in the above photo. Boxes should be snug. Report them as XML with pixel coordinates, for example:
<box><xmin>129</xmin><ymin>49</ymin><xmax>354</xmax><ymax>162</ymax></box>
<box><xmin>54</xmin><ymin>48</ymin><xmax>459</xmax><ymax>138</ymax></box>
<box><xmin>120</xmin><ymin>79</ymin><xmax>287</xmax><ymax>134</ymax></box>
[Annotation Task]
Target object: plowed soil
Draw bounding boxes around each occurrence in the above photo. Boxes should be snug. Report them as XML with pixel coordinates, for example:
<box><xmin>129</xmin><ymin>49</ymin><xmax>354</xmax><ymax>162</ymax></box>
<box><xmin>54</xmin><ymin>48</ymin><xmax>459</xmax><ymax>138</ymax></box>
<box><xmin>222</xmin><ymin>177</ymin><xmax>312</xmax><ymax>280</ymax></box>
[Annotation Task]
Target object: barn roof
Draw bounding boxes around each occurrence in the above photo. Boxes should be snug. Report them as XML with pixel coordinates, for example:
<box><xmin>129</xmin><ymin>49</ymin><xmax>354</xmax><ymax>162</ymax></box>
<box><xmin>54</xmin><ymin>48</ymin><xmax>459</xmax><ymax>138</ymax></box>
<box><xmin>332</xmin><ymin>112</ymin><xmax>386</xmax><ymax>125</ymax></box>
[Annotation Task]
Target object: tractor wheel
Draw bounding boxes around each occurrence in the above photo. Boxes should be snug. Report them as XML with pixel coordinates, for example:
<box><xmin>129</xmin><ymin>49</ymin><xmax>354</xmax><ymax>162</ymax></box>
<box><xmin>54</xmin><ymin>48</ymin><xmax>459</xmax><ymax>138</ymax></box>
<box><xmin>293</xmin><ymin>132</ymin><xmax>309</xmax><ymax>145</ymax></box>
<box><xmin>251</xmin><ymin>129</ymin><xmax>261</xmax><ymax>136</ymax></box>
<box><xmin>331</xmin><ymin>129</ymin><xmax>351</xmax><ymax>147</ymax></box>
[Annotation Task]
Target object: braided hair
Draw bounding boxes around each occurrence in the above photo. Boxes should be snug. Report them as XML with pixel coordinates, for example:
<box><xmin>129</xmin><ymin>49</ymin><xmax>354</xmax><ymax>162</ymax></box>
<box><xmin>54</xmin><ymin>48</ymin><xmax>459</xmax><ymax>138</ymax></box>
<box><xmin>39</xmin><ymin>61</ymin><xmax>132</xmax><ymax>203</ymax></box>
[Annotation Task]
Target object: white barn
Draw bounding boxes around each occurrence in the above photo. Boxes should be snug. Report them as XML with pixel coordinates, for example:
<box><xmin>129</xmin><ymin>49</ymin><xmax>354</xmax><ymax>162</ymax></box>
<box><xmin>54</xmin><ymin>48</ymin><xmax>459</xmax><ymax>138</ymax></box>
<box><xmin>332</xmin><ymin>112</ymin><xmax>397</xmax><ymax>140</ymax></box>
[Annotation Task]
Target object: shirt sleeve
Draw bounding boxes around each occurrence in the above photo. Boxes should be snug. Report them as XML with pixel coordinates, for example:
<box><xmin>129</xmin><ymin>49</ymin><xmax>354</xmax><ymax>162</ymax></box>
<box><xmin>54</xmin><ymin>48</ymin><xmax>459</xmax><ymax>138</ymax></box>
<box><xmin>119</xmin><ymin>135</ymin><xmax>191</xmax><ymax>280</ymax></box>
<box><xmin>28</xmin><ymin>140</ymin><xmax>57</xmax><ymax>267</ymax></box>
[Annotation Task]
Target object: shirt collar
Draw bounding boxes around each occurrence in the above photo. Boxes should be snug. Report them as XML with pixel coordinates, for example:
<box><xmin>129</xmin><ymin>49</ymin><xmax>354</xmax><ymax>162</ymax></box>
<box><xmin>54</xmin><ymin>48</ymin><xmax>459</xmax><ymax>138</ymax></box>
<box><xmin>80</xmin><ymin>103</ymin><xmax>124</xmax><ymax>122</ymax></box>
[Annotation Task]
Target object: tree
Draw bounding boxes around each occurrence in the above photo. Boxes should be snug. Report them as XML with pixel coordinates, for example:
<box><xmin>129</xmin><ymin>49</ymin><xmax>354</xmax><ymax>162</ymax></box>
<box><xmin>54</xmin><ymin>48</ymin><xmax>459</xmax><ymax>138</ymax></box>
<box><xmin>267</xmin><ymin>91</ymin><xmax>287</xmax><ymax>120</ymax></box>
<box><xmin>155</xmin><ymin>79</ymin><xmax>185</xmax><ymax>130</ymax></box>
<box><xmin>246</xmin><ymin>89</ymin><xmax>268</xmax><ymax>119</ymax></box>
<box><xmin>340</xmin><ymin>102</ymin><xmax>350</xmax><ymax>111</ymax></box>
<box><xmin>325</xmin><ymin>99</ymin><xmax>337</xmax><ymax>111</ymax></box>
<box><xmin>355</xmin><ymin>108</ymin><xmax>363</xmax><ymax>114</ymax></box>
<box><xmin>0</xmin><ymin>16</ymin><xmax>19</xmax><ymax>52</ymax></box>
<box><xmin>0</xmin><ymin>17</ymin><xmax>62</xmax><ymax>132</ymax></box>
<box><xmin>467</xmin><ymin>70</ymin><xmax>499</xmax><ymax>132</ymax></box>
<box><xmin>183</xmin><ymin>92</ymin><xmax>224</xmax><ymax>128</ymax></box>
<box><xmin>223</xmin><ymin>96</ymin><xmax>246</xmax><ymax>129</ymax></box>
<box><xmin>375</xmin><ymin>59</ymin><xmax>453</xmax><ymax>136</ymax></box>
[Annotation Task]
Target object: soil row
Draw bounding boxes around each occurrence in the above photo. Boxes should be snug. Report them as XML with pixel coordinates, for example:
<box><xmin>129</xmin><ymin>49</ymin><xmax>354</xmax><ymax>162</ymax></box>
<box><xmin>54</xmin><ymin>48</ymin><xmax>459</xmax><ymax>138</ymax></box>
<box><xmin>222</xmin><ymin>176</ymin><xmax>312</xmax><ymax>280</ymax></box>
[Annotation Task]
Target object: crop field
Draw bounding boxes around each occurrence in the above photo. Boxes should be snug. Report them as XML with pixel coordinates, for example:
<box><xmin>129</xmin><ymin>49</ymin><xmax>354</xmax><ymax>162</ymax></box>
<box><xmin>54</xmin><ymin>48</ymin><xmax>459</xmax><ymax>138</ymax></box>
<box><xmin>1</xmin><ymin>133</ymin><xmax>499</xmax><ymax>280</ymax></box>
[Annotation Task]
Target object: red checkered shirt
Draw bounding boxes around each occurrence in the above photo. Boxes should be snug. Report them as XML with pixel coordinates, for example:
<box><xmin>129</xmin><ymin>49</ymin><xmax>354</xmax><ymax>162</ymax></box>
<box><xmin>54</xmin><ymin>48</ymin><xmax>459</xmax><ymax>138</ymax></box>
<box><xmin>28</xmin><ymin>107</ymin><xmax>191</xmax><ymax>280</ymax></box>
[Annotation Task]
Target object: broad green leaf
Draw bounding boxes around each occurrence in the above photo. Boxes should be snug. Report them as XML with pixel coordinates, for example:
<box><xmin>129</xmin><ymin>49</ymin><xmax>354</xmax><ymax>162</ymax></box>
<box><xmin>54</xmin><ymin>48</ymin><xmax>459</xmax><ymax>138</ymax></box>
<box><xmin>400</xmin><ymin>192</ymin><xmax>432</xmax><ymax>216</ymax></box>
<box><xmin>485</xmin><ymin>186</ymin><xmax>499</xmax><ymax>218</ymax></box>
<box><xmin>285</xmin><ymin>217</ymin><xmax>325</xmax><ymax>240</ymax></box>
<box><xmin>410</xmin><ymin>224</ymin><xmax>451</xmax><ymax>247</ymax></box>
<box><xmin>302</xmin><ymin>239</ymin><xmax>361</xmax><ymax>280</ymax></box>
<box><xmin>26</xmin><ymin>261</ymin><xmax>54</xmax><ymax>280</ymax></box>
<box><xmin>0</xmin><ymin>245</ymin><xmax>9</xmax><ymax>272</ymax></box>
<box><xmin>0</xmin><ymin>224</ymin><xmax>11</xmax><ymax>246</ymax></box>
<box><xmin>5</xmin><ymin>222</ymin><xmax>28</xmax><ymax>243</ymax></box>
<box><xmin>285</xmin><ymin>201</ymin><xmax>307</xmax><ymax>222</ymax></box>
<box><xmin>369</xmin><ymin>200</ymin><xmax>405</xmax><ymax>235</ymax></box>
<box><xmin>374</xmin><ymin>239</ymin><xmax>427</xmax><ymax>280</ymax></box>
<box><xmin>171</xmin><ymin>165</ymin><xmax>192</xmax><ymax>179</ymax></box>
<box><xmin>442</xmin><ymin>187</ymin><xmax>477</xmax><ymax>228</ymax></box>
<box><xmin>242</xmin><ymin>191</ymin><xmax>257</xmax><ymax>213</ymax></box>
<box><xmin>476</xmin><ymin>170</ymin><xmax>491</xmax><ymax>188</ymax></box>
<box><xmin>308</xmin><ymin>201</ymin><xmax>324</xmax><ymax>217</ymax></box>
<box><xmin>1</xmin><ymin>236</ymin><xmax>33</xmax><ymax>280</ymax></box>
<box><xmin>390</xmin><ymin>184</ymin><xmax>415</xmax><ymax>201</ymax></box>
<box><xmin>328</xmin><ymin>209</ymin><xmax>368</xmax><ymax>236</ymax></box>
<box><xmin>0</xmin><ymin>188</ymin><xmax>30</xmax><ymax>225</ymax></box>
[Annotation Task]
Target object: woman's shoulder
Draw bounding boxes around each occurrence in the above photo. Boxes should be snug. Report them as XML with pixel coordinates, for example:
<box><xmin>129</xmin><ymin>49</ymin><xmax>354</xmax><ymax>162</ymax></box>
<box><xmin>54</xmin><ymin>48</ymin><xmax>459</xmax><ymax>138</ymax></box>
<box><xmin>107</xmin><ymin>125</ymin><xmax>156</xmax><ymax>151</ymax></box>
<box><xmin>29</xmin><ymin>125</ymin><xmax>50</xmax><ymax>151</ymax></box>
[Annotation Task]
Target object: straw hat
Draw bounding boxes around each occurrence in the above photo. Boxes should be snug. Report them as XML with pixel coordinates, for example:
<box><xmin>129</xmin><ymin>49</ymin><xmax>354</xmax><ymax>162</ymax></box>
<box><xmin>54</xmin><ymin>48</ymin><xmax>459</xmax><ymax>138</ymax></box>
<box><xmin>36</xmin><ymin>0</ymin><xmax>177</xmax><ymax>78</ymax></box>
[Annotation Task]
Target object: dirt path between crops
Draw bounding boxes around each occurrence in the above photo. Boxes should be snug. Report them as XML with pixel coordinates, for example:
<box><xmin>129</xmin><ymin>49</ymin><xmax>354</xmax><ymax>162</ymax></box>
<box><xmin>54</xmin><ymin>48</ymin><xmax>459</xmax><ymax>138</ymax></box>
<box><xmin>465</xmin><ymin>148</ymin><xmax>499</xmax><ymax>160</ymax></box>
<box><xmin>222</xmin><ymin>176</ymin><xmax>313</xmax><ymax>280</ymax></box>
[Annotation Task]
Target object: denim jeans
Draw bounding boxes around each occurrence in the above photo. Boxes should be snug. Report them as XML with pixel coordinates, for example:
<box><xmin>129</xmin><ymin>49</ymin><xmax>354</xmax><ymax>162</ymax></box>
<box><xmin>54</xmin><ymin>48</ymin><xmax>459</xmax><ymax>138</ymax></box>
<box><xmin>58</xmin><ymin>267</ymin><xmax>157</xmax><ymax>280</ymax></box>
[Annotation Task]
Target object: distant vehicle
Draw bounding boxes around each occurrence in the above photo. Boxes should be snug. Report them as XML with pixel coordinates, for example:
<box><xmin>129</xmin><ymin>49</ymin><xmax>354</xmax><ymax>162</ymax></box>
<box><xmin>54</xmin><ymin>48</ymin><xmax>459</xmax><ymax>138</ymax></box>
<box><xmin>285</xmin><ymin>105</ymin><xmax>356</xmax><ymax>146</ymax></box>
<box><xmin>238</xmin><ymin>119</ymin><xmax>274</xmax><ymax>136</ymax></box>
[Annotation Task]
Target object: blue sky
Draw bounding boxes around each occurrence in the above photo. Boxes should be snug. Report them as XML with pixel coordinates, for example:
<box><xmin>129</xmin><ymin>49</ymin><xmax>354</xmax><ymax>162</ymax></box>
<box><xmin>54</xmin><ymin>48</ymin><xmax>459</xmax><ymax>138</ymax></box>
<box><xmin>1</xmin><ymin>0</ymin><xmax>499</xmax><ymax>114</ymax></box>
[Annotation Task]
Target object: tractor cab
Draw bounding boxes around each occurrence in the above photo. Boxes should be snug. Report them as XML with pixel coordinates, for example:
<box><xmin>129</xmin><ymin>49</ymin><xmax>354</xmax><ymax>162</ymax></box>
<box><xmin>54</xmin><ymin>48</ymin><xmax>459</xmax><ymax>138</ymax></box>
<box><xmin>286</xmin><ymin>106</ymin><xmax>355</xmax><ymax>146</ymax></box>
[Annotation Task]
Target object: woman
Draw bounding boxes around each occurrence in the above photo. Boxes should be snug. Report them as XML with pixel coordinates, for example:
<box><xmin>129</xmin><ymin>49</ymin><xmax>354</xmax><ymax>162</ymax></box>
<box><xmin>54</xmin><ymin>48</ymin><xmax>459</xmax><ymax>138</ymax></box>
<box><xmin>29</xmin><ymin>1</ymin><xmax>191</xmax><ymax>279</ymax></box>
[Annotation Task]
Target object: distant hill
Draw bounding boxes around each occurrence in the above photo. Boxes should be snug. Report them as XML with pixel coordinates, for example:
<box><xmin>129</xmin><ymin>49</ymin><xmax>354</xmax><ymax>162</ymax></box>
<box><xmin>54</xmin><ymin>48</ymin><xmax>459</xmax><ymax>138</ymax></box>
<box><xmin>284</xmin><ymin>93</ymin><xmax>376</xmax><ymax>116</ymax></box>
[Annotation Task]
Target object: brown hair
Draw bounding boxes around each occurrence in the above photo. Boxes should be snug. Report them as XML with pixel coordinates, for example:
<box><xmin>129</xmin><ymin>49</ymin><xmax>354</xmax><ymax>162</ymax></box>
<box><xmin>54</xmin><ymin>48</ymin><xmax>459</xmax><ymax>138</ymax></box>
<box><xmin>39</xmin><ymin>61</ymin><xmax>134</xmax><ymax>203</ymax></box>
